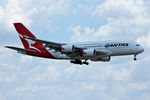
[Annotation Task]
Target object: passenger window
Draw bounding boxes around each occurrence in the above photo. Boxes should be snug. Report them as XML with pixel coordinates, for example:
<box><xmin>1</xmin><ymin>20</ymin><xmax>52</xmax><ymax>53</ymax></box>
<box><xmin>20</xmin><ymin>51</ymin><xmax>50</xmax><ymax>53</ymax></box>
<box><xmin>136</xmin><ymin>44</ymin><xmax>140</xmax><ymax>46</ymax></box>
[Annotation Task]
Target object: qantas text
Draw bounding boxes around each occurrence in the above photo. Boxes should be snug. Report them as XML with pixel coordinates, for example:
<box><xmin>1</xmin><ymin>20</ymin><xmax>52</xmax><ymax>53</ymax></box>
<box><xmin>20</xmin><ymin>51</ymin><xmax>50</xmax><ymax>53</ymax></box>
<box><xmin>105</xmin><ymin>43</ymin><xmax>129</xmax><ymax>48</ymax></box>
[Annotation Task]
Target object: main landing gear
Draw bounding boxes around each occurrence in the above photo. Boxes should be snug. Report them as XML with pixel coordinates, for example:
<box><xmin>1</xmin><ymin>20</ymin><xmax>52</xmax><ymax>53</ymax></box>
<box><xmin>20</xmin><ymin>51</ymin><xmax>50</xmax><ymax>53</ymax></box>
<box><xmin>134</xmin><ymin>55</ymin><xmax>137</xmax><ymax>61</ymax></box>
<box><xmin>70</xmin><ymin>59</ymin><xmax>89</xmax><ymax>65</ymax></box>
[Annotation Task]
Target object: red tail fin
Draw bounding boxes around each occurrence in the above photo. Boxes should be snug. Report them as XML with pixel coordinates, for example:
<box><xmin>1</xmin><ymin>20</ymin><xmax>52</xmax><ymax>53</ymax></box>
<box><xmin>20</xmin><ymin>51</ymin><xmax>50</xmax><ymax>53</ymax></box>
<box><xmin>13</xmin><ymin>23</ymin><xmax>55</xmax><ymax>59</ymax></box>
<box><xmin>13</xmin><ymin>23</ymin><xmax>42</xmax><ymax>51</ymax></box>
<box><xmin>14</xmin><ymin>23</ymin><xmax>36</xmax><ymax>38</ymax></box>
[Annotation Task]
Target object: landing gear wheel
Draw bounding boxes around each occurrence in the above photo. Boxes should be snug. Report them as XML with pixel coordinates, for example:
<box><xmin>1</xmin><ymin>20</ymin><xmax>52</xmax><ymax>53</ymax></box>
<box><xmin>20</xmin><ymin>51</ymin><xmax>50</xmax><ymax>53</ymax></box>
<box><xmin>134</xmin><ymin>58</ymin><xmax>137</xmax><ymax>61</ymax></box>
<box><xmin>70</xmin><ymin>59</ymin><xmax>82</xmax><ymax>65</ymax></box>
<box><xmin>70</xmin><ymin>60</ymin><xmax>89</xmax><ymax>65</ymax></box>
<box><xmin>134</xmin><ymin>55</ymin><xmax>137</xmax><ymax>61</ymax></box>
<box><xmin>83</xmin><ymin>61</ymin><xmax>89</xmax><ymax>65</ymax></box>
<box><xmin>70</xmin><ymin>61</ymin><xmax>74</xmax><ymax>63</ymax></box>
<box><xmin>86</xmin><ymin>62</ymin><xmax>89</xmax><ymax>65</ymax></box>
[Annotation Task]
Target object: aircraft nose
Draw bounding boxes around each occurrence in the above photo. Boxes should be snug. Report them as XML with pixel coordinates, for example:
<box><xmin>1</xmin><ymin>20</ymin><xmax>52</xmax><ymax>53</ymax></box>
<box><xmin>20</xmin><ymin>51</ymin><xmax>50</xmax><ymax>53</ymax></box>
<box><xmin>139</xmin><ymin>46</ymin><xmax>144</xmax><ymax>53</ymax></box>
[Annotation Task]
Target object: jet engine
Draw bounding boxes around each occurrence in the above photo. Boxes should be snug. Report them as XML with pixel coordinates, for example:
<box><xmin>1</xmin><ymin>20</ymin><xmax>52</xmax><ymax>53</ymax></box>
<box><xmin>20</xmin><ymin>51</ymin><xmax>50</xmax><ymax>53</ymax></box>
<box><xmin>91</xmin><ymin>57</ymin><xmax>111</xmax><ymax>62</ymax></box>
<box><xmin>82</xmin><ymin>49</ymin><xmax>96</xmax><ymax>57</ymax></box>
<box><xmin>61</xmin><ymin>45</ymin><xmax>74</xmax><ymax>52</ymax></box>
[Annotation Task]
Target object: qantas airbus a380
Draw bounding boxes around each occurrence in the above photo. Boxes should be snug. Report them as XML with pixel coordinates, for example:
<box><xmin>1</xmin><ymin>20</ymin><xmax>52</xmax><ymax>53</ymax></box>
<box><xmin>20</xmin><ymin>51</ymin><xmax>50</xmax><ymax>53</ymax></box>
<box><xmin>5</xmin><ymin>23</ymin><xmax>144</xmax><ymax>65</ymax></box>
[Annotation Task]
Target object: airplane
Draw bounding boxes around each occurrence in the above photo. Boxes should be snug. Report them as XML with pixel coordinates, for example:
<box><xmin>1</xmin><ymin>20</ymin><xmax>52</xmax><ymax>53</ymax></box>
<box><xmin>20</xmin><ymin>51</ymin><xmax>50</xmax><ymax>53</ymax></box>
<box><xmin>5</xmin><ymin>23</ymin><xmax>144</xmax><ymax>65</ymax></box>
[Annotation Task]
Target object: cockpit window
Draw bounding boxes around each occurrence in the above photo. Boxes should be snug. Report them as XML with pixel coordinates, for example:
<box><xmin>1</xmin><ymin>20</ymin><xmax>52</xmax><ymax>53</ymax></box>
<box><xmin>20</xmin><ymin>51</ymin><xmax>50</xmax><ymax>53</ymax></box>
<box><xmin>136</xmin><ymin>44</ymin><xmax>140</xmax><ymax>46</ymax></box>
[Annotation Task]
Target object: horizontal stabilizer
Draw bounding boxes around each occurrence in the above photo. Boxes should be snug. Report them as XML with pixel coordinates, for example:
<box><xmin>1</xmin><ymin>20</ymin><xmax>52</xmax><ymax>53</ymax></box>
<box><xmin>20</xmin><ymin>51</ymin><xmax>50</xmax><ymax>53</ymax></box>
<box><xmin>5</xmin><ymin>46</ymin><xmax>36</xmax><ymax>53</ymax></box>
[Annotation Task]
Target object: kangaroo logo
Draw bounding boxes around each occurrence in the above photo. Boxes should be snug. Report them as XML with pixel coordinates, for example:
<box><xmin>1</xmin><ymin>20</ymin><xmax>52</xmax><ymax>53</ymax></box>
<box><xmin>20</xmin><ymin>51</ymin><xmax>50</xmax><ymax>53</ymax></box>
<box><xmin>18</xmin><ymin>33</ymin><xmax>41</xmax><ymax>53</ymax></box>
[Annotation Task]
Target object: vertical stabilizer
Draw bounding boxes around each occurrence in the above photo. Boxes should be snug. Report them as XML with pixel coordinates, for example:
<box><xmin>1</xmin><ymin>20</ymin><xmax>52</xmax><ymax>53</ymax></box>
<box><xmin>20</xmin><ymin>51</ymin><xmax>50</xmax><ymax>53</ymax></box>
<box><xmin>13</xmin><ymin>23</ymin><xmax>42</xmax><ymax>52</ymax></box>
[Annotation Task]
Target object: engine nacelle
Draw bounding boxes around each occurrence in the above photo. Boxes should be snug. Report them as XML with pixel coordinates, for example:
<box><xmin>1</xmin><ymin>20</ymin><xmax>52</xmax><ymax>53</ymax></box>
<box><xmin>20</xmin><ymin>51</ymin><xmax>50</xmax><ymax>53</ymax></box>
<box><xmin>82</xmin><ymin>49</ymin><xmax>96</xmax><ymax>57</ymax></box>
<box><xmin>61</xmin><ymin>45</ymin><xmax>74</xmax><ymax>52</ymax></box>
<box><xmin>91</xmin><ymin>57</ymin><xmax>111</xmax><ymax>62</ymax></box>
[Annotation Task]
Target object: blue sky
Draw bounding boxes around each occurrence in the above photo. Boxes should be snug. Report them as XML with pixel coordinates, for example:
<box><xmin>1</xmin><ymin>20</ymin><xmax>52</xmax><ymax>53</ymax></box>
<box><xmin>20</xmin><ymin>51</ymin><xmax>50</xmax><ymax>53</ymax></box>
<box><xmin>0</xmin><ymin>0</ymin><xmax>150</xmax><ymax>100</ymax></box>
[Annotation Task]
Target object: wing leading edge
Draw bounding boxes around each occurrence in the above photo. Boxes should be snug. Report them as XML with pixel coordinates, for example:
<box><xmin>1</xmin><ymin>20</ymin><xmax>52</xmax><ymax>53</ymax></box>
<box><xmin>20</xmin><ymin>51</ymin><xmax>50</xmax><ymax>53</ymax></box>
<box><xmin>27</xmin><ymin>37</ymin><xmax>65</xmax><ymax>49</ymax></box>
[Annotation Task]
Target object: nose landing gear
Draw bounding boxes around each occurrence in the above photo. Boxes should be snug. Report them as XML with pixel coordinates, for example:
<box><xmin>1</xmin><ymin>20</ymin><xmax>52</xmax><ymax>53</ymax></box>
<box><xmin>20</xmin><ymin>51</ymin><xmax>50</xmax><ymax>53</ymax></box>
<box><xmin>134</xmin><ymin>55</ymin><xmax>137</xmax><ymax>61</ymax></box>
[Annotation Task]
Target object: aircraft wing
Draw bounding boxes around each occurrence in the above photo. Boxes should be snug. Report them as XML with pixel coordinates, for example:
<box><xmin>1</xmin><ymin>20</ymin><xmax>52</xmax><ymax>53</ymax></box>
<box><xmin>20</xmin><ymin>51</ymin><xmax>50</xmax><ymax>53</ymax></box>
<box><xmin>5</xmin><ymin>46</ymin><xmax>36</xmax><ymax>53</ymax></box>
<box><xmin>27</xmin><ymin>37</ymin><xmax>65</xmax><ymax>49</ymax></box>
<box><xmin>27</xmin><ymin>38</ymin><xmax>83</xmax><ymax>55</ymax></box>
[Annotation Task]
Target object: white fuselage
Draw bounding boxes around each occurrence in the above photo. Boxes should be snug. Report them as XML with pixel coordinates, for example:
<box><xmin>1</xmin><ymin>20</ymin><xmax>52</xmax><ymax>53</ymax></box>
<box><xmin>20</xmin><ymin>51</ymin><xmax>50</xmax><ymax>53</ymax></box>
<box><xmin>48</xmin><ymin>40</ymin><xmax>144</xmax><ymax>60</ymax></box>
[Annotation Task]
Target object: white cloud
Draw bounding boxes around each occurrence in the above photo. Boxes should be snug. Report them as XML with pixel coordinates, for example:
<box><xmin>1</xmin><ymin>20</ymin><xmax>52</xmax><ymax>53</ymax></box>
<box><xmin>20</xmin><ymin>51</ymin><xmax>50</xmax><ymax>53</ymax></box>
<box><xmin>95</xmin><ymin>17</ymin><xmax>150</xmax><ymax>40</ymax></box>
<box><xmin>64</xmin><ymin>66</ymin><xmax>76</xmax><ymax>77</ymax></box>
<box><xmin>0</xmin><ymin>0</ymin><xmax>38</xmax><ymax>31</ymax></box>
<box><xmin>20</xmin><ymin>56</ymin><xmax>33</xmax><ymax>63</ymax></box>
<box><xmin>137</xmin><ymin>31</ymin><xmax>150</xmax><ymax>48</ymax></box>
<box><xmin>0</xmin><ymin>72</ymin><xmax>16</xmax><ymax>83</ymax></box>
<box><xmin>71</xmin><ymin>0</ymin><xmax>150</xmax><ymax>43</ymax></box>
<box><xmin>0</xmin><ymin>6</ymin><xmax>4</xmax><ymax>23</ymax></box>
<box><xmin>24</xmin><ymin>65</ymin><xmax>61</xmax><ymax>85</ymax></box>
<box><xmin>93</xmin><ymin>0</ymin><xmax>147</xmax><ymax>18</ymax></box>
<box><xmin>46</xmin><ymin>66</ymin><xmax>60</xmax><ymax>80</ymax></box>
<box><xmin>71</xmin><ymin>26</ymin><xmax>97</xmax><ymax>42</ymax></box>
<box><xmin>80</xmin><ymin>82</ymin><xmax>97</xmax><ymax>90</ymax></box>
<box><xmin>0</xmin><ymin>47</ymin><xmax>18</xmax><ymax>83</ymax></box>
<box><xmin>0</xmin><ymin>95</ymin><xmax>6</xmax><ymax>100</ymax></box>
<box><xmin>0</xmin><ymin>0</ymin><xmax>71</xmax><ymax>31</ymax></box>
<box><xmin>0</xmin><ymin>47</ymin><xmax>16</xmax><ymax>70</ymax></box>
<box><xmin>100</xmin><ymin>66</ymin><xmax>131</xmax><ymax>81</ymax></box>
<box><xmin>71</xmin><ymin>16</ymin><xmax>150</xmax><ymax>42</ymax></box>
<box><xmin>127</xmin><ymin>82</ymin><xmax>149</xmax><ymax>91</ymax></box>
